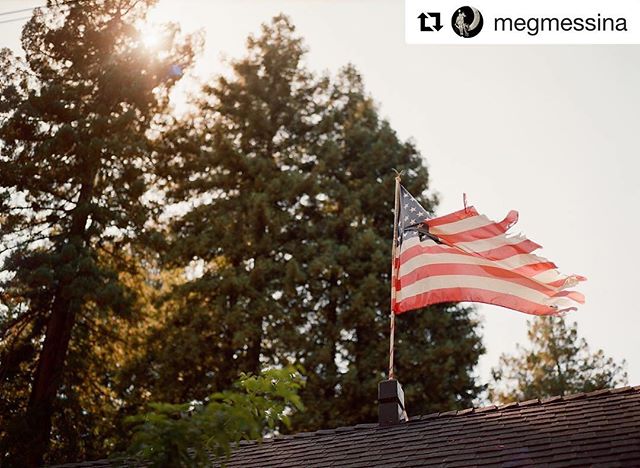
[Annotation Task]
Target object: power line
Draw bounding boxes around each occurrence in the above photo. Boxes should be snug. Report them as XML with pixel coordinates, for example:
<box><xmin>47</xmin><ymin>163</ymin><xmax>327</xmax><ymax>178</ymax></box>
<box><xmin>0</xmin><ymin>5</ymin><xmax>43</xmax><ymax>17</ymax></box>
<box><xmin>0</xmin><ymin>0</ymin><xmax>85</xmax><ymax>21</ymax></box>
<box><xmin>0</xmin><ymin>15</ymin><xmax>31</xmax><ymax>25</ymax></box>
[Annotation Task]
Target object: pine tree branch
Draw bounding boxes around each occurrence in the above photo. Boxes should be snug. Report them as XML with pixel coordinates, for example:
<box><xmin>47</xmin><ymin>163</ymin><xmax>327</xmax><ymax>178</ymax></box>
<box><xmin>0</xmin><ymin>231</ymin><xmax>58</xmax><ymax>255</ymax></box>
<box><xmin>0</xmin><ymin>308</ymin><xmax>36</xmax><ymax>341</ymax></box>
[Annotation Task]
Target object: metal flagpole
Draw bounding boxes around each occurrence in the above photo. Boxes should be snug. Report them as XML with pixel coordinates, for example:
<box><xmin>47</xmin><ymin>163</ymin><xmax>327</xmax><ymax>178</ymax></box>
<box><xmin>389</xmin><ymin>172</ymin><xmax>402</xmax><ymax>380</ymax></box>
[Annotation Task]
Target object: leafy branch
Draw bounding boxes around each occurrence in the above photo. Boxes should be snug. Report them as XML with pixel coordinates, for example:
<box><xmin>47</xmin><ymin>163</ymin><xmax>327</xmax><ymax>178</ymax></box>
<box><xmin>126</xmin><ymin>366</ymin><xmax>304</xmax><ymax>467</ymax></box>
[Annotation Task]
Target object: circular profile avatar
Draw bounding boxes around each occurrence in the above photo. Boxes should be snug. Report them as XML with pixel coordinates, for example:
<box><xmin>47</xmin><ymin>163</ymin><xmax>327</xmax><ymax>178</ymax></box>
<box><xmin>452</xmin><ymin>6</ymin><xmax>483</xmax><ymax>38</ymax></box>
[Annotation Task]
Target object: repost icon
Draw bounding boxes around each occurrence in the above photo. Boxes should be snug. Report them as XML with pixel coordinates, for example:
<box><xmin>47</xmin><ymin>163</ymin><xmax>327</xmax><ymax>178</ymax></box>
<box><xmin>418</xmin><ymin>12</ymin><xmax>443</xmax><ymax>31</ymax></box>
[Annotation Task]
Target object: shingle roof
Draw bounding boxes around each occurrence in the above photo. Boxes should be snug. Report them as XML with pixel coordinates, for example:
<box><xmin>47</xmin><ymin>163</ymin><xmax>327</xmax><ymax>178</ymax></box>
<box><xmin>54</xmin><ymin>386</ymin><xmax>640</xmax><ymax>468</ymax></box>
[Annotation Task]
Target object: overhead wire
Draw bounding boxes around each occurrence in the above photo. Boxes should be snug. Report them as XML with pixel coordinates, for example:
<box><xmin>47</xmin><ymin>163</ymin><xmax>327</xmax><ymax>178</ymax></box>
<box><xmin>0</xmin><ymin>0</ymin><xmax>85</xmax><ymax>26</ymax></box>
<box><xmin>0</xmin><ymin>16</ymin><xmax>31</xmax><ymax>25</ymax></box>
<box><xmin>0</xmin><ymin>5</ymin><xmax>43</xmax><ymax>17</ymax></box>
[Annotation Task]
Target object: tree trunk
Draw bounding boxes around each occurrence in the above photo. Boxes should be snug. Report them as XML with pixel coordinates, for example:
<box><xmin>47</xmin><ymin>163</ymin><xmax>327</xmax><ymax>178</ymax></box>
<box><xmin>19</xmin><ymin>293</ymin><xmax>78</xmax><ymax>466</ymax></box>
<box><xmin>10</xmin><ymin>181</ymin><xmax>94</xmax><ymax>467</ymax></box>
<box><xmin>323</xmin><ymin>277</ymin><xmax>338</xmax><ymax>404</ymax></box>
<box><xmin>247</xmin><ymin>318</ymin><xmax>263</xmax><ymax>375</ymax></box>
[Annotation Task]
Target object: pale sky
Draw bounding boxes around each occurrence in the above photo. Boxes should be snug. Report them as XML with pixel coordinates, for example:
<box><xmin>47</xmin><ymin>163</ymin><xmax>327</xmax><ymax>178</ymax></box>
<box><xmin>2</xmin><ymin>0</ymin><xmax>639</xmax><ymax>389</ymax></box>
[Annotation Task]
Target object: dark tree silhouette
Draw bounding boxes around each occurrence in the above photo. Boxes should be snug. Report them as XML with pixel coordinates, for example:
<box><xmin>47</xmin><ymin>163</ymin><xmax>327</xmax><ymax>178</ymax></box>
<box><xmin>0</xmin><ymin>1</ymin><xmax>197</xmax><ymax>464</ymax></box>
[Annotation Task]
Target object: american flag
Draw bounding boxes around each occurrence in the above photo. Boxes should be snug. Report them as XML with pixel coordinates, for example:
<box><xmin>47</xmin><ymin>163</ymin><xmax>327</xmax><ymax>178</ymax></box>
<box><xmin>391</xmin><ymin>185</ymin><xmax>585</xmax><ymax>316</ymax></box>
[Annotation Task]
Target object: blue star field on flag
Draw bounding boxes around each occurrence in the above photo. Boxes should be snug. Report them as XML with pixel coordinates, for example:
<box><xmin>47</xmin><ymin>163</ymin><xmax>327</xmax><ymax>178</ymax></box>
<box><xmin>397</xmin><ymin>185</ymin><xmax>433</xmax><ymax>247</ymax></box>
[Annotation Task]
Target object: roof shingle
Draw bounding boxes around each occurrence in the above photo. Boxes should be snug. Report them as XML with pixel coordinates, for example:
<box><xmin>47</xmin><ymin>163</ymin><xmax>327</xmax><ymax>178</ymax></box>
<box><xmin>53</xmin><ymin>386</ymin><xmax>640</xmax><ymax>467</ymax></box>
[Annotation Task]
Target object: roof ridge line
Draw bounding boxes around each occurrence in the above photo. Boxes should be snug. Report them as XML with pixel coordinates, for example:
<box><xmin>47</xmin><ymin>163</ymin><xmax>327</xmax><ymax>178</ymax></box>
<box><xmin>242</xmin><ymin>385</ymin><xmax>640</xmax><ymax>445</ymax></box>
<box><xmin>410</xmin><ymin>384</ymin><xmax>639</xmax><ymax>421</ymax></box>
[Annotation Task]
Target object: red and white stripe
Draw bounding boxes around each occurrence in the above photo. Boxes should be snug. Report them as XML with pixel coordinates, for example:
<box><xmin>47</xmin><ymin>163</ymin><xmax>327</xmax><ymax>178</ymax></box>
<box><xmin>392</xmin><ymin>207</ymin><xmax>586</xmax><ymax>316</ymax></box>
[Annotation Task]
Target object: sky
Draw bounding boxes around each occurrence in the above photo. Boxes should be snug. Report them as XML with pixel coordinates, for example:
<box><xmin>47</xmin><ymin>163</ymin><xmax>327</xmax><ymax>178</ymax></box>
<box><xmin>1</xmin><ymin>0</ymin><xmax>639</xmax><ymax>390</ymax></box>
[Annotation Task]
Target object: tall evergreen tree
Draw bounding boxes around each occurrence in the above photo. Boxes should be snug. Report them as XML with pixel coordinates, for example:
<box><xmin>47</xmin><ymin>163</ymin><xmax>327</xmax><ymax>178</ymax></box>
<box><xmin>490</xmin><ymin>316</ymin><xmax>628</xmax><ymax>403</ymax></box>
<box><xmin>0</xmin><ymin>1</ymin><xmax>196</xmax><ymax>464</ymax></box>
<box><xmin>137</xmin><ymin>15</ymin><xmax>484</xmax><ymax>431</ymax></box>
<box><xmin>286</xmin><ymin>66</ymin><xmax>484</xmax><ymax>428</ymax></box>
<box><xmin>119</xmin><ymin>15</ymin><xmax>326</xmax><ymax>407</ymax></box>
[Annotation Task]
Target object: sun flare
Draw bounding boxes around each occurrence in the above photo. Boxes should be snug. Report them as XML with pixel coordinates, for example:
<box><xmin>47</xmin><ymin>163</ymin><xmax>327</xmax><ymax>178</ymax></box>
<box><xmin>141</xmin><ymin>26</ymin><xmax>162</xmax><ymax>49</ymax></box>
<box><xmin>137</xmin><ymin>0</ymin><xmax>176</xmax><ymax>50</ymax></box>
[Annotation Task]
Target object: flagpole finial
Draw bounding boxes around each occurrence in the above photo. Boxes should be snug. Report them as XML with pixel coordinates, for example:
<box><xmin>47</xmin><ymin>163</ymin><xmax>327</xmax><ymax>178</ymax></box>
<box><xmin>392</xmin><ymin>168</ymin><xmax>404</xmax><ymax>182</ymax></box>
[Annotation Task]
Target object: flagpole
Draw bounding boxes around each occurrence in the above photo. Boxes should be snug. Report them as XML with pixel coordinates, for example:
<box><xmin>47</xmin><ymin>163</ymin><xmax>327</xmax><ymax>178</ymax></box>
<box><xmin>389</xmin><ymin>172</ymin><xmax>402</xmax><ymax>380</ymax></box>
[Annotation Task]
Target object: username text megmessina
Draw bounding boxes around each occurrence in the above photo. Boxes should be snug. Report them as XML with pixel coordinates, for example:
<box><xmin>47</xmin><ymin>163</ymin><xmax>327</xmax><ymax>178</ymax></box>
<box><xmin>494</xmin><ymin>13</ymin><xmax>627</xmax><ymax>36</ymax></box>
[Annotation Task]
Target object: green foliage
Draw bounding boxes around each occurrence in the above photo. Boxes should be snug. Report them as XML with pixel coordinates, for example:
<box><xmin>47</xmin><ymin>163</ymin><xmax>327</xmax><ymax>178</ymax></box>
<box><xmin>127</xmin><ymin>15</ymin><xmax>485</xmax><ymax>433</ymax></box>
<box><xmin>126</xmin><ymin>367</ymin><xmax>304</xmax><ymax>467</ymax></box>
<box><xmin>490</xmin><ymin>316</ymin><xmax>628</xmax><ymax>403</ymax></box>
<box><xmin>0</xmin><ymin>0</ymin><xmax>198</xmax><ymax>464</ymax></box>
<box><xmin>1</xmin><ymin>6</ymin><xmax>485</xmax><ymax>464</ymax></box>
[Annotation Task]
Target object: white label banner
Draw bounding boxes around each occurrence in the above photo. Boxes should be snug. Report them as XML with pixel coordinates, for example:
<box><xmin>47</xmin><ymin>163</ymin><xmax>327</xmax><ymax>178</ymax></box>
<box><xmin>405</xmin><ymin>0</ymin><xmax>640</xmax><ymax>44</ymax></box>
